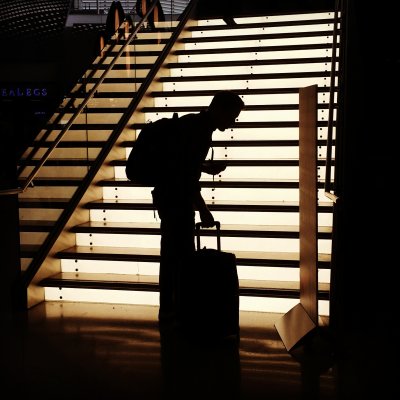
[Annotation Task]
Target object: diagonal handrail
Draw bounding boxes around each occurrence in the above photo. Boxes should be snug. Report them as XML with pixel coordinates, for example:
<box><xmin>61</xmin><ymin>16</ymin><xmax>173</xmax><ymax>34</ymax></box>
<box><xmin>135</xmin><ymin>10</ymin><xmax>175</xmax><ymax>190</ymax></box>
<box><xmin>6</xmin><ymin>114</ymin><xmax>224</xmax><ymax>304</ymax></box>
<box><xmin>324</xmin><ymin>0</ymin><xmax>342</xmax><ymax>203</ymax></box>
<box><xmin>0</xmin><ymin>0</ymin><xmax>162</xmax><ymax>197</ymax></box>
<box><xmin>15</xmin><ymin>33</ymin><xmax>115</xmax><ymax>180</ymax></box>
<box><xmin>20</xmin><ymin>0</ymin><xmax>199</xmax><ymax>287</ymax></box>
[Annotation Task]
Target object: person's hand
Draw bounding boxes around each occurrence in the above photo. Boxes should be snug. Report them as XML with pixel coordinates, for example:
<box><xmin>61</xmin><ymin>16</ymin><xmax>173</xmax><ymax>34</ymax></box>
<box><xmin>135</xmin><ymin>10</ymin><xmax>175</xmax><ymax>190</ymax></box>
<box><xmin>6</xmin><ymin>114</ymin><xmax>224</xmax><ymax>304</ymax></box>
<box><xmin>199</xmin><ymin>207</ymin><xmax>215</xmax><ymax>228</ymax></box>
<box><xmin>202</xmin><ymin>160</ymin><xmax>227</xmax><ymax>175</ymax></box>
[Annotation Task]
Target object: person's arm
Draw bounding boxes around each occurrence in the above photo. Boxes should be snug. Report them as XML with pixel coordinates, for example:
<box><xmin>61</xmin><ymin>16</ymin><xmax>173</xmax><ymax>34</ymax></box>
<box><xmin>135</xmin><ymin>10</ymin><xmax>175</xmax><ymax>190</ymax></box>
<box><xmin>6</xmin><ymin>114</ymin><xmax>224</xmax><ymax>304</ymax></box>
<box><xmin>193</xmin><ymin>190</ymin><xmax>214</xmax><ymax>227</ymax></box>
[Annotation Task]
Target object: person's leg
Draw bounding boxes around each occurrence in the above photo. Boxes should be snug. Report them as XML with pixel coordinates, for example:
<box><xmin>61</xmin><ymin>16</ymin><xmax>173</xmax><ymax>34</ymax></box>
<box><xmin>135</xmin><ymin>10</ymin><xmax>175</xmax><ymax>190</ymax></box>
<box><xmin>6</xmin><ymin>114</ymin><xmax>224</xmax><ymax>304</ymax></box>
<box><xmin>159</xmin><ymin>212</ymin><xmax>195</xmax><ymax>320</ymax></box>
<box><xmin>153</xmin><ymin>191</ymin><xmax>195</xmax><ymax>321</ymax></box>
<box><xmin>158</xmin><ymin>214</ymin><xmax>178</xmax><ymax>319</ymax></box>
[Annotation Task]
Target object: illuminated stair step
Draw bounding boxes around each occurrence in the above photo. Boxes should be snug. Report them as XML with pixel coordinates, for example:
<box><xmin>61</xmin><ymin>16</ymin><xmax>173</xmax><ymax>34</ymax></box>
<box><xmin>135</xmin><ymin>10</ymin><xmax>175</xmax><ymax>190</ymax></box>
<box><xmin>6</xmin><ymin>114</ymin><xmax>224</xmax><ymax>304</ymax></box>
<box><xmin>18</xmin><ymin>9</ymin><xmax>337</xmax><ymax>314</ymax></box>
<box><xmin>40</xmin><ymin>275</ymin><xmax>330</xmax><ymax>315</ymax></box>
<box><xmin>59</xmin><ymin>258</ymin><xmax>330</xmax><ymax>283</ymax></box>
<box><xmin>161</xmin><ymin>76</ymin><xmax>335</xmax><ymax>91</ymax></box>
<box><xmin>101</xmin><ymin>186</ymin><xmax>331</xmax><ymax>202</ymax></box>
<box><xmin>55</xmin><ymin>246</ymin><xmax>331</xmax><ymax>269</ymax></box>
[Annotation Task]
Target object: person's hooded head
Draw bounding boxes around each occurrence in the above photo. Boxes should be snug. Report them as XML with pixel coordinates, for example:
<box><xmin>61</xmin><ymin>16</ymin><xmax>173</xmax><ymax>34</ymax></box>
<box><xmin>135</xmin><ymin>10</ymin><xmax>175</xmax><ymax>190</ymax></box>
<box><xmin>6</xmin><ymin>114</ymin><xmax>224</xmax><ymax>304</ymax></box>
<box><xmin>207</xmin><ymin>91</ymin><xmax>245</xmax><ymax>131</ymax></box>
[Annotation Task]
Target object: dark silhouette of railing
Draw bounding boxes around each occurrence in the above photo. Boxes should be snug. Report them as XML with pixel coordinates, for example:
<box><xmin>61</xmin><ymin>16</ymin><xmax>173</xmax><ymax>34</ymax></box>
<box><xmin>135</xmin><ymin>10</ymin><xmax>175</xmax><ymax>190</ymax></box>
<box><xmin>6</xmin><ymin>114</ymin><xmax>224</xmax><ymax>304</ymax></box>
<box><xmin>18</xmin><ymin>0</ymin><xmax>199</xmax><ymax>291</ymax></box>
<box><xmin>0</xmin><ymin>0</ymin><xmax>165</xmax><ymax>197</ymax></box>
<box><xmin>324</xmin><ymin>0</ymin><xmax>342</xmax><ymax>203</ymax></box>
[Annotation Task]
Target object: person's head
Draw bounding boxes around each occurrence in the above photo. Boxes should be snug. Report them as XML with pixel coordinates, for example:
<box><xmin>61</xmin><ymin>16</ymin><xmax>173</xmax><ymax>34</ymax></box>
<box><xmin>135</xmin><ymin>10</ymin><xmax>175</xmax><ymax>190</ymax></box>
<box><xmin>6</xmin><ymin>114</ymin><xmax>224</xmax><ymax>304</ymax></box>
<box><xmin>207</xmin><ymin>91</ymin><xmax>245</xmax><ymax>131</ymax></box>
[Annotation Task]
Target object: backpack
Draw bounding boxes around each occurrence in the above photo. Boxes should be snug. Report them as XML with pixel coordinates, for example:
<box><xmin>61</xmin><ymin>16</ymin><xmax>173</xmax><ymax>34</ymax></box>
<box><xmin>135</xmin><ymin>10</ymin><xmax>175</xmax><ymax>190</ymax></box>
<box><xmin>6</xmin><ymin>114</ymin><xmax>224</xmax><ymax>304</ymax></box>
<box><xmin>125</xmin><ymin>112</ymin><xmax>179</xmax><ymax>186</ymax></box>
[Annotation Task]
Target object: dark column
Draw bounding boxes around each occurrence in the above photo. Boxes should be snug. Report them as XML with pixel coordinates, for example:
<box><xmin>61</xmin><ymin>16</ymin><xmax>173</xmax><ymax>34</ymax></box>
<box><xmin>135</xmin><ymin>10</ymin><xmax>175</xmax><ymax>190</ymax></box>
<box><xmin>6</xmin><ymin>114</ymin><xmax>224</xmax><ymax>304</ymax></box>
<box><xmin>0</xmin><ymin>103</ymin><xmax>22</xmax><ymax>316</ymax></box>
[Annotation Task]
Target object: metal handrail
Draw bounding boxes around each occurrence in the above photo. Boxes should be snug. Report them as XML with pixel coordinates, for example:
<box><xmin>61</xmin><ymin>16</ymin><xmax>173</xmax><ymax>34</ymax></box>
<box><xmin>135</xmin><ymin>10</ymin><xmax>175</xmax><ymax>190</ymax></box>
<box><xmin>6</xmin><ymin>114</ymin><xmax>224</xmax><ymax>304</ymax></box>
<box><xmin>0</xmin><ymin>0</ymin><xmax>162</xmax><ymax>197</ymax></box>
<box><xmin>324</xmin><ymin>0</ymin><xmax>341</xmax><ymax>203</ymax></box>
<box><xmin>19</xmin><ymin>0</ymin><xmax>199</xmax><ymax>287</ymax></box>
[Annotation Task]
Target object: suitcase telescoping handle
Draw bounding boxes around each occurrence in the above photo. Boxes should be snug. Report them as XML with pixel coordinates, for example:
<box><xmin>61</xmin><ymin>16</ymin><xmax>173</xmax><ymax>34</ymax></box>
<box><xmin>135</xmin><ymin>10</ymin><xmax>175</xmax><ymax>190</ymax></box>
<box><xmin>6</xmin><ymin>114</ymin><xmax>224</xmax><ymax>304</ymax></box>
<box><xmin>195</xmin><ymin>221</ymin><xmax>221</xmax><ymax>251</ymax></box>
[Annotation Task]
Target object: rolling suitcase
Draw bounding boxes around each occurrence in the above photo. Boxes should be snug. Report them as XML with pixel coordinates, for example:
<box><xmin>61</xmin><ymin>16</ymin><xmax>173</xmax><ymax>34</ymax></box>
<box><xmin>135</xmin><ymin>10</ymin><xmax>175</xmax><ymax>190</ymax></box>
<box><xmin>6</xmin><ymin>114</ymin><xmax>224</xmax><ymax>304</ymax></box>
<box><xmin>177</xmin><ymin>221</ymin><xmax>240</xmax><ymax>339</ymax></box>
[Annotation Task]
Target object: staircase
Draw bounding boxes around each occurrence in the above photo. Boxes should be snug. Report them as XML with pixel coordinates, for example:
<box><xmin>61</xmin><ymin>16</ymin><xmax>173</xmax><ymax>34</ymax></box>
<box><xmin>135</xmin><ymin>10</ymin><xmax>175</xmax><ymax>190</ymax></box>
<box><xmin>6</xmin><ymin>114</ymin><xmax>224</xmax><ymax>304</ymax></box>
<box><xmin>18</xmin><ymin>4</ymin><xmax>338</xmax><ymax>316</ymax></box>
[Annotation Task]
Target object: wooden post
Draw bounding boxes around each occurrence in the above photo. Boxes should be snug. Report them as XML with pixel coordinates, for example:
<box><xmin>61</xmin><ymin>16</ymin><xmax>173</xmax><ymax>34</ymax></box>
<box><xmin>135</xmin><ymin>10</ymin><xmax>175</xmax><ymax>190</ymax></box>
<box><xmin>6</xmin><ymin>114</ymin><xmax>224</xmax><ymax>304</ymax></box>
<box><xmin>275</xmin><ymin>84</ymin><xmax>319</xmax><ymax>351</ymax></box>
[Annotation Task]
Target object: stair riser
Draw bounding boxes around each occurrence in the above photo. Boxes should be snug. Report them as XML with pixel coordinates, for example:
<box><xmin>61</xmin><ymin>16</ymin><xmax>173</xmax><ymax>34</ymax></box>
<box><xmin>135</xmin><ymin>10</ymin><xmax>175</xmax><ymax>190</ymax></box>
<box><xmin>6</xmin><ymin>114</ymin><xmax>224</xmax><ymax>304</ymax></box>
<box><xmin>74</xmin><ymin>232</ymin><xmax>332</xmax><ymax>253</ymax></box>
<box><xmin>19</xmin><ymin>186</ymin><xmax>77</xmax><ymax>198</ymax></box>
<box><xmin>88</xmin><ymin>209</ymin><xmax>333</xmax><ymax>226</ymax></box>
<box><xmin>19</xmin><ymin>167</ymin><xmax>94</xmax><ymax>179</ymax></box>
<box><xmin>20</xmin><ymin>11</ymin><xmax>337</xmax><ymax>312</ymax></box>
<box><xmin>102</xmin><ymin>186</ymin><xmax>331</xmax><ymax>202</ymax></box>
<box><xmin>49</xmin><ymin>113</ymin><xmax>124</xmax><ymax>124</ymax></box>
<box><xmin>183</xmin><ymin>38</ymin><xmax>334</xmax><ymax>52</ymax></box>
<box><xmin>143</xmin><ymin>108</ymin><xmax>330</xmax><ymax>122</ymax></box>
<box><xmin>114</xmin><ymin>165</ymin><xmax>330</xmax><ymax>180</ymax></box>
<box><xmin>154</xmin><ymin>92</ymin><xmax>334</xmax><ymax>106</ymax></box>
<box><xmin>177</xmin><ymin>48</ymin><xmax>336</xmax><ymax>62</ymax></box>
<box><xmin>62</xmin><ymin>98</ymin><xmax>133</xmax><ymax>108</ymax></box>
<box><xmin>43</xmin><ymin>286</ymin><xmax>330</xmax><ymax>315</ymax></box>
<box><xmin>169</xmin><ymin>63</ymin><xmax>333</xmax><ymax>77</ymax></box>
<box><xmin>86</xmin><ymin>69</ymin><xmax>152</xmax><ymax>79</ymax></box>
<box><xmin>59</xmin><ymin>258</ymin><xmax>330</xmax><ymax>283</ymax></box>
<box><xmin>35</xmin><ymin>129</ymin><xmax>113</xmax><ymax>141</ymax></box>
<box><xmin>162</xmin><ymin>77</ymin><xmax>335</xmax><ymax>91</ymax></box>
<box><xmin>19</xmin><ymin>209</ymin><xmax>63</xmax><ymax>221</ymax></box>
<box><xmin>98</xmin><ymin>55</ymin><xmax>160</xmax><ymax>64</ymax></box>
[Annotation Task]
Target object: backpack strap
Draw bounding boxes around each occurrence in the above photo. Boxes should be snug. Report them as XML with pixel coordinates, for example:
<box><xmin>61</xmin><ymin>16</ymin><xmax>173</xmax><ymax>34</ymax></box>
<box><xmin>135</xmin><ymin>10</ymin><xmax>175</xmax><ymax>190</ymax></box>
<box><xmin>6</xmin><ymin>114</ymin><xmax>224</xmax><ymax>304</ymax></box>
<box><xmin>211</xmin><ymin>147</ymin><xmax>215</xmax><ymax>185</ymax></box>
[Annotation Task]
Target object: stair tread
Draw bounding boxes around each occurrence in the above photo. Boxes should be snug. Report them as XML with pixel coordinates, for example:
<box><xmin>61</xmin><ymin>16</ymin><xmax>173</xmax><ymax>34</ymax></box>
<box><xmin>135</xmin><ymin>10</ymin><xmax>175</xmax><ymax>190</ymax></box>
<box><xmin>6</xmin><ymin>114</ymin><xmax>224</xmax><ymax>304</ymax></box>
<box><xmin>141</xmin><ymin>104</ymin><xmax>329</xmax><ymax>111</ymax></box>
<box><xmin>39</xmin><ymin>271</ymin><xmax>298</xmax><ymax>288</ymax></box>
<box><xmin>73</xmin><ymin>77</ymin><xmax>145</xmax><ymax>83</ymax></box>
<box><xmin>56</xmin><ymin>107</ymin><xmax>129</xmax><ymax>113</ymax></box>
<box><xmin>167</xmin><ymin>57</ymin><xmax>333</xmax><ymax>69</ymax></box>
<box><xmin>57</xmin><ymin>245</ymin><xmax>331</xmax><ymax>263</ymax></box>
<box><xmin>122</xmin><ymin>139</ymin><xmax>302</xmax><ymax>147</ymax></box>
<box><xmin>121</xmin><ymin>139</ymin><xmax>334</xmax><ymax>147</ymax></box>
<box><xmin>110</xmin><ymin>38</ymin><xmax>169</xmax><ymax>45</ymax></box>
<box><xmin>18</xmin><ymin>197</ymin><xmax>71</xmax><ymax>204</ymax></box>
<box><xmin>19</xmin><ymin>158</ymin><xmax>96</xmax><ymax>166</ymax></box>
<box><xmin>39</xmin><ymin>272</ymin><xmax>330</xmax><ymax>298</ymax></box>
<box><xmin>31</xmin><ymin>140</ymin><xmax>107</xmax><ymax>147</ymax></box>
<box><xmin>85</xmin><ymin>198</ymin><xmax>333</xmax><ymax>210</ymax></box>
<box><xmin>73</xmin><ymin>221</ymin><xmax>332</xmax><ymax>234</ymax></box>
<box><xmin>174</xmin><ymin>42</ymin><xmax>334</xmax><ymax>56</ymax></box>
<box><xmin>90</xmin><ymin>63</ymin><xmax>157</xmax><ymax>71</ymax></box>
<box><xmin>107</xmin><ymin>50</ymin><xmax>163</xmax><ymax>56</ymax></box>
<box><xmin>180</xmin><ymin>29</ymin><xmax>334</xmax><ymax>43</ymax></box>
<box><xmin>131</xmin><ymin>121</ymin><xmax>320</xmax><ymax>129</ymax></box>
<box><xmin>18</xmin><ymin>198</ymin><xmax>70</xmax><ymax>209</ymax></box>
<box><xmin>16</xmin><ymin>10</ymin><xmax>336</xmax><ymax>310</ymax></box>
<box><xmin>101</xmin><ymin>177</ymin><xmax>301</xmax><ymax>184</ymax></box>
<box><xmin>98</xmin><ymin>178</ymin><xmax>331</xmax><ymax>191</ymax></box>
<box><xmin>84</xmin><ymin>199</ymin><xmax>333</xmax><ymax>213</ymax></box>
<box><xmin>111</xmin><ymin>158</ymin><xmax>330</xmax><ymax>167</ymax></box>
<box><xmin>20</xmin><ymin>244</ymin><xmax>41</xmax><ymax>254</ymax></box>
<box><xmin>189</xmin><ymin>18</ymin><xmax>336</xmax><ymax>31</ymax></box>
<box><xmin>68</xmin><ymin>92</ymin><xmax>139</xmax><ymax>99</ymax></box>
<box><xmin>159</xmin><ymin>71</ymin><xmax>331</xmax><ymax>82</ymax></box>
<box><xmin>18</xmin><ymin>177</ymin><xmax>82</xmax><ymax>185</ymax></box>
<box><xmin>151</xmin><ymin>87</ymin><xmax>333</xmax><ymax>97</ymax></box>
<box><xmin>20</xmin><ymin>220</ymin><xmax>56</xmax><ymax>229</ymax></box>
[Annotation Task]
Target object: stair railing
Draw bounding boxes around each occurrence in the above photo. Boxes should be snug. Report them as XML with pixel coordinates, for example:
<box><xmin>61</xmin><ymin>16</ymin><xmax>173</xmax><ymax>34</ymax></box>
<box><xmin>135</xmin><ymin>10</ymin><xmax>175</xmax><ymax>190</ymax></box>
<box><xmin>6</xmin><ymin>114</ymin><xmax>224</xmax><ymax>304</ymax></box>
<box><xmin>19</xmin><ymin>0</ymin><xmax>199</xmax><ymax>288</ymax></box>
<box><xmin>0</xmin><ymin>0</ymin><xmax>162</xmax><ymax>197</ymax></box>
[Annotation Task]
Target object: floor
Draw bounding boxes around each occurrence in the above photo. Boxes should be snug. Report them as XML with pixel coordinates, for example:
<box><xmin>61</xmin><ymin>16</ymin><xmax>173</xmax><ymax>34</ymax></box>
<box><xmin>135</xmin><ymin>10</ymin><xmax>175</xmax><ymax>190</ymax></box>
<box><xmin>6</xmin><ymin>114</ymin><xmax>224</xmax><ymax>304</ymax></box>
<box><xmin>1</xmin><ymin>301</ymin><xmax>396</xmax><ymax>399</ymax></box>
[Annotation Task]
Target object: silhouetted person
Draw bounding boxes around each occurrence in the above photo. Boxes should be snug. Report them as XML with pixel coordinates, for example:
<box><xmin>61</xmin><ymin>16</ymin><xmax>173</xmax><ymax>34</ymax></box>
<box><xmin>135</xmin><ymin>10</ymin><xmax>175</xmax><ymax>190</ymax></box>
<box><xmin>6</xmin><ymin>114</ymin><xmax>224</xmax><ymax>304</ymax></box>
<box><xmin>105</xmin><ymin>1</ymin><xmax>125</xmax><ymax>40</ymax></box>
<box><xmin>99</xmin><ymin>0</ymin><xmax>126</xmax><ymax>55</ymax></box>
<box><xmin>135</xmin><ymin>0</ymin><xmax>165</xmax><ymax>30</ymax></box>
<box><xmin>152</xmin><ymin>91</ymin><xmax>245</xmax><ymax>327</ymax></box>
